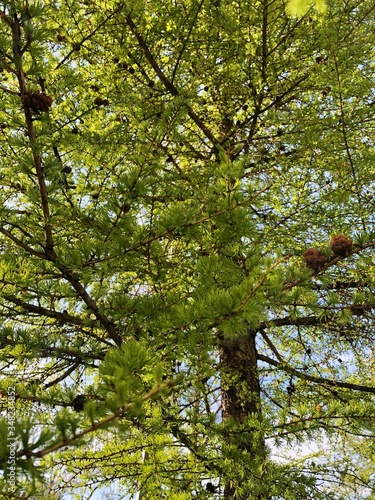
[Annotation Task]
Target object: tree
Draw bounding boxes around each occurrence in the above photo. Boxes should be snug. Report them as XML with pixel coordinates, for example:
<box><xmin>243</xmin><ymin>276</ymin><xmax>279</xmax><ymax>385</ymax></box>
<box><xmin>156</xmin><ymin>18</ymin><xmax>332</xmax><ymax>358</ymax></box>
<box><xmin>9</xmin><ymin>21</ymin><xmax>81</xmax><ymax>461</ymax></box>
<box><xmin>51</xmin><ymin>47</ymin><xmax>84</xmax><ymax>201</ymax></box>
<box><xmin>0</xmin><ymin>0</ymin><xmax>374</xmax><ymax>498</ymax></box>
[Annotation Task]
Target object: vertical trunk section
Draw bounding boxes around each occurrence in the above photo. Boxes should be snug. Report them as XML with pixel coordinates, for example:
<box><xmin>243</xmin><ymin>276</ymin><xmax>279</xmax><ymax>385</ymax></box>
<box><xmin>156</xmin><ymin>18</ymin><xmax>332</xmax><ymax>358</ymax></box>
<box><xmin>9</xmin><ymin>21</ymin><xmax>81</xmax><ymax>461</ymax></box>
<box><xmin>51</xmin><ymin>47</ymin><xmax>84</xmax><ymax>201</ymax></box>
<box><xmin>221</xmin><ymin>333</ymin><xmax>261</xmax><ymax>421</ymax></box>
<box><xmin>220</xmin><ymin>332</ymin><xmax>268</xmax><ymax>500</ymax></box>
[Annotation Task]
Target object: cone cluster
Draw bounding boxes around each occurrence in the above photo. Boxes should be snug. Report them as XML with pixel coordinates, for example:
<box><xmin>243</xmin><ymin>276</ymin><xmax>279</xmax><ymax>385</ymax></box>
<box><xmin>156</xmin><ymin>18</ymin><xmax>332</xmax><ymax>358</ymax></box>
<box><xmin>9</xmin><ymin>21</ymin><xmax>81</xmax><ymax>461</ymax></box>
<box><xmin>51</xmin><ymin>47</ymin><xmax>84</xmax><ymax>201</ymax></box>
<box><xmin>329</xmin><ymin>234</ymin><xmax>352</xmax><ymax>256</ymax></box>
<box><xmin>94</xmin><ymin>97</ymin><xmax>109</xmax><ymax>107</ymax></box>
<box><xmin>303</xmin><ymin>234</ymin><xmax>352</xmax><ymax>272</ymax></box>
<box><xmin>22</xmin><ymin>90</ymin><xmax>53</xmax><ymax>114</ymax></box>
<box><xmin>303</xmin><ymin>248</ymin><xmax>327</xmax><ymax>272</ymax></box>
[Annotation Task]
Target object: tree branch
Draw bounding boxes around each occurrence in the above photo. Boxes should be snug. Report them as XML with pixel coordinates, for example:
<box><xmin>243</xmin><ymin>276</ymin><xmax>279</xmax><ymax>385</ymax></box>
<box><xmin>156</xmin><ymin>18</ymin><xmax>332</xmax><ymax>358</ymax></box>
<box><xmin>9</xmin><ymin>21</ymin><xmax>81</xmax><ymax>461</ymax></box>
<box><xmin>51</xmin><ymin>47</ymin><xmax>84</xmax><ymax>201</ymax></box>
<box><xmin>26</xmin><ymin>380</ymin><xmax>177</xmax><ymax>459</ymax></box>
<box><xmin>0</xmin><ymin>227</ymin><xmax>46</xmax><ymax>259</ymax></box>
<box><xmin>125</xmin><ymin>14</ymin><xmax>220</xmax><ymax>149</ymax></box>
<box><xmin>3</xmin><ymin>294</ymin><xmax>84</xmax><ymax>326</ymax></box>
<box><xmin>257</xmin><ymin>353</ymin><xmax>375</xmax><ymax>394</ymax></box>
<box><xmin>55</xmin><ymin>265</ymin><xmax>122</xmax><ymax>346</ymax></box>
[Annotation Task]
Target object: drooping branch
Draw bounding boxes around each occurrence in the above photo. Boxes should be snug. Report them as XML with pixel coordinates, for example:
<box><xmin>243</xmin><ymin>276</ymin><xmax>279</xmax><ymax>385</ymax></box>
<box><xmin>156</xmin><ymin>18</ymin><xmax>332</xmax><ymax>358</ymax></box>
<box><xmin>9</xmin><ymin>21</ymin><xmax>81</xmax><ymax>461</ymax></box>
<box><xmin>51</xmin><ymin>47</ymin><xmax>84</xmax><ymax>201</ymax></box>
<box><xmin>259</xmin><ymin>329</ymin><xmax>285</xmax><ymax>363</ymax></box>
<box><xmin>0</xmin><ymin>230</ymin><xmax>122</xmax><ymax>345</ymax></box>
<box><xmin>55</xmin><ymin>265</ymin><xmax>123</xmax><ymax>346</ymax></box>
<box><xmin>24</xmin><ymin>380</ymin><xmax>177</xmax><ymax>459</ymax></box>
<box><xmin>0</xmin><ymin>227</ymin><xmax>46</xmax><ymax>259</ymax></box>
<box><xmin>257</xmin><ymin>353</ymin><xmax>375</xmax><ymax>394</ymax></box>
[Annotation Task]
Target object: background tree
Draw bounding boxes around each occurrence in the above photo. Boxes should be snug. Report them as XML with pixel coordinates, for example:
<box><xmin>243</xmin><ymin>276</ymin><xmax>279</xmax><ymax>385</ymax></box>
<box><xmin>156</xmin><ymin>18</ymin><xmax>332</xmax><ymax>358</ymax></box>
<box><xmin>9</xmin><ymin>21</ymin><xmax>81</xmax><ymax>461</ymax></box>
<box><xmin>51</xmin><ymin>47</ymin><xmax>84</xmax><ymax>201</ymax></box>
<box><xmin>0</xmin><ymin>0</ymin><xmax>375</xmax><ymax>498</ymax></box>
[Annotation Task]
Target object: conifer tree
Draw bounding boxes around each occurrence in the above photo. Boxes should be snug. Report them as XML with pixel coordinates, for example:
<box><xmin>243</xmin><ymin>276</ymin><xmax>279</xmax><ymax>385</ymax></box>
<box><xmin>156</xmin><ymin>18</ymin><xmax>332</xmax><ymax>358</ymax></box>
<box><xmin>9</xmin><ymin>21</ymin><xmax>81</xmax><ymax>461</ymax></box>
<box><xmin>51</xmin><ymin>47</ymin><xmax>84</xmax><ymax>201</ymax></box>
<box><xmin>0</xmin><ymin>0</ymin><xmax>374</xmax><ymax>498</ymax></box>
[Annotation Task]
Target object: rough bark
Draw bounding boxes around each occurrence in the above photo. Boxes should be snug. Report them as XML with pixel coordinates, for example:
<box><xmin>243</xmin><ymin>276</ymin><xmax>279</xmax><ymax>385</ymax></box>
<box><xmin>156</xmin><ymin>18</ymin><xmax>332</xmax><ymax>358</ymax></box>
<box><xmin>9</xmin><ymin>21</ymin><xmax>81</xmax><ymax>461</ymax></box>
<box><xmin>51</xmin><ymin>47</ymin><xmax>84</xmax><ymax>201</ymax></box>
<box><xmin>220</xmin><ymin>332</ymin><xmax>268</xmax><ymax>500</ymax></box>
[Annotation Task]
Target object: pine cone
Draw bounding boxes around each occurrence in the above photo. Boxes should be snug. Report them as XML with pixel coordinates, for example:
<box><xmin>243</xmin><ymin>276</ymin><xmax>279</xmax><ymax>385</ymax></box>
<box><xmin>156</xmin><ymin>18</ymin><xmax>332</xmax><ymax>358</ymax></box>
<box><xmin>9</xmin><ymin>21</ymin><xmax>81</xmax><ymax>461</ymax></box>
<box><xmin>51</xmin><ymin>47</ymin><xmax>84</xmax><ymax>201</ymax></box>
<box><xmin>94</xmin><ymin>97</ymin><xmax>109</xmax><ymax>106</ymax></box>
<box><xmin>39</xmin><ymin>92</ymin><xmax>53</xmax><ymax>107</ymax></box>
<box><xmin>30</xmin><ymin>96</ymin><xmax>41</xmax><ymax>113</ymax></box>
<box><xmin>303</xmin><ymin>248</ymin><xmax>327</xmax><ymax>272</ymax></box>
<box><xmin>330</xmin><ymin>234</ymin><xmax>352</xmax><ymax>256</ymax></box>
<box><xmin>72</xmin><ymin>394</ymin><xmax>86</xmax><ymax>411</ymax></box>
<box><xmin>21</xmin><ymin>92</ymin><xmax>32</xmax><ymax>108</ymax></box>
<box><xmin>22</xmin><ymin>90</ymin><xmax>53</xmax><ymax>114</ymax></box>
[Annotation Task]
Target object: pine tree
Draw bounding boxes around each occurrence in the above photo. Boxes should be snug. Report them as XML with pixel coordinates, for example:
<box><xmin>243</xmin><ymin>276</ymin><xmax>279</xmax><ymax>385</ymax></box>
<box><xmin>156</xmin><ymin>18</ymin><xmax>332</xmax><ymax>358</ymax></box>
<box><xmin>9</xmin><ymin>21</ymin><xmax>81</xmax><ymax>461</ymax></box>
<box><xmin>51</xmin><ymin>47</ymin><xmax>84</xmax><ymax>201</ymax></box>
<box><xmin>0</xmin><ymin>0</ymin><xmax>374</xmax><ymax>498</ymax></box>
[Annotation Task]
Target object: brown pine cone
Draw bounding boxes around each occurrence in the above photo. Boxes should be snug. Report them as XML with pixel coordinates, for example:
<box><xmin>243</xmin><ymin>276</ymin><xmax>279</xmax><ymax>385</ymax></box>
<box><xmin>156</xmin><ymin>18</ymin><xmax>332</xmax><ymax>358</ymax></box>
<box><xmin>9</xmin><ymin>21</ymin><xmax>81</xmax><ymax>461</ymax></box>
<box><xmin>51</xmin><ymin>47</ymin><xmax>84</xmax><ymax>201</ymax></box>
<box><xmin>94</xmin><ymin>97</ymin><xmax>109</xmax><ymax>106</ymax></box>
<box><xmin>39</xmin><ymin>92</ymin><xmax>53</xmax><ymax>107</ymax></box>
<box><xmin>30</xmin><ymin>96</ymin><xmax>41</xmax><ymax>113</ymax></box>
<box><xmin>303</xmin><ymin>248</ymin><xmax>327</xmax><ymax>272</ymax></box>
<box><xmin>330</xmin><ymin>234</ymin><xmax>352</xmax><ymax>256</ymax></box>
<box><xmin>22</xmin><ymin>94</ymin><xmax>31</xmax><ymax>107</ymax></box>
<box><xmin>23</xmin><ymin>90</ymin><xmax>53</xmax><ymax>113</ymax></box>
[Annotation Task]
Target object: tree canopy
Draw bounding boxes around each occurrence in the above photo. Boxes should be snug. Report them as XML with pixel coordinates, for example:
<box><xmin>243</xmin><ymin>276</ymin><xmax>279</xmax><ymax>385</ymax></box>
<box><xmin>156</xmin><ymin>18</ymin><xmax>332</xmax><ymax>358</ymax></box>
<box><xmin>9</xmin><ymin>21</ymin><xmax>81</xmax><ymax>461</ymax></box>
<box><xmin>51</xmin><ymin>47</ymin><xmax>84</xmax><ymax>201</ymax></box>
<box><xmin>0</xmin><ymin>0</ymin><xmax>375</xmax><ymax>498</ymax></box>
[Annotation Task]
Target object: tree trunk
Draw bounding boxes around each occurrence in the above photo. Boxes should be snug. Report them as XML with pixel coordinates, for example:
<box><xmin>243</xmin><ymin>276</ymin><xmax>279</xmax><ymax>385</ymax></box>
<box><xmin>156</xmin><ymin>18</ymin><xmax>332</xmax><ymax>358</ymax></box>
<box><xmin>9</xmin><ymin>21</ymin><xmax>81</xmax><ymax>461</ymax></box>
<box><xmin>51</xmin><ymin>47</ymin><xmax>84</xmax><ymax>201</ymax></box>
<box><xmin>220</xmin><ymin>332</ymin><xmax>268</xmax><ymax>500</ymax></box>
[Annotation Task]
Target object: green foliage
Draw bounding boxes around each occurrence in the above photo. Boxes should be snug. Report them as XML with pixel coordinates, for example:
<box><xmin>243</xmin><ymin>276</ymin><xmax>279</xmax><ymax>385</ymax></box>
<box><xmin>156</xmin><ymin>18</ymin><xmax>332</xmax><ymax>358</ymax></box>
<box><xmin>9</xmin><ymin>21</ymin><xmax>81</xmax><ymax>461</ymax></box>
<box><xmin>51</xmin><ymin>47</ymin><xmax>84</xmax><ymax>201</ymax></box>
<box><xmin>287</xmin><ymin>0</ymin><xmax>327</xmax><ymax>16</ymax></box>
<box><xmin>0</xmin><ymin>0</ymin><xmax>374</xmax><ymax>498</ymax></box>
